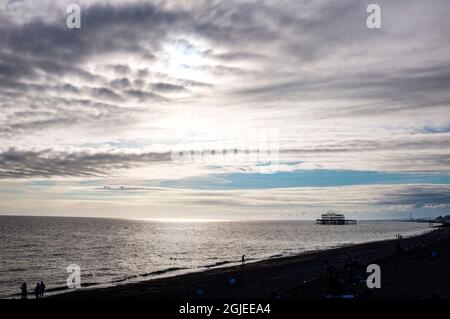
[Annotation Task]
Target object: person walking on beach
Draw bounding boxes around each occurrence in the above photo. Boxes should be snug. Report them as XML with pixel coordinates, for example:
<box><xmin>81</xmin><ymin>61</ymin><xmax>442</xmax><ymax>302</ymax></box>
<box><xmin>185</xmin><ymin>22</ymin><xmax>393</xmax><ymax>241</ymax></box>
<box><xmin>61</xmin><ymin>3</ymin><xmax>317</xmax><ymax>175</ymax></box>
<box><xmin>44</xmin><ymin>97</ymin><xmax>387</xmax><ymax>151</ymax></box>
<box><xmin>39</xmin><ymin>281</ymin><xmax>46</xmax><ymax>298</ymax></box>
<box><xmin>34</xmin><ymin>282</ymin><xmax>41</xmax><ymax>299</ymax></box>
<box><xmin>20</xmin><ymin>282</ymin><xmax>27</xmax><ymax>299</ymax></box>
<box><xmin>241</xmin><ymin>254</ymin><xmax>245</xmax><ymax>265</ymax></box>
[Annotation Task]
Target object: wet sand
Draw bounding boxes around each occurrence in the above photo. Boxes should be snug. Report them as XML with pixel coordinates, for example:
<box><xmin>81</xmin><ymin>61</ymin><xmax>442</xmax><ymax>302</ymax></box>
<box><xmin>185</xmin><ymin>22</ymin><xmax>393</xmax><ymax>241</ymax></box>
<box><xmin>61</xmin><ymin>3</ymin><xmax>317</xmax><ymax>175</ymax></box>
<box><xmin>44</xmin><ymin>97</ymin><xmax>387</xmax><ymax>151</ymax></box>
<box><xmin>51</xmin><ymin>226</ymin><xmax>450</xmax><ymax>299</ymax></box>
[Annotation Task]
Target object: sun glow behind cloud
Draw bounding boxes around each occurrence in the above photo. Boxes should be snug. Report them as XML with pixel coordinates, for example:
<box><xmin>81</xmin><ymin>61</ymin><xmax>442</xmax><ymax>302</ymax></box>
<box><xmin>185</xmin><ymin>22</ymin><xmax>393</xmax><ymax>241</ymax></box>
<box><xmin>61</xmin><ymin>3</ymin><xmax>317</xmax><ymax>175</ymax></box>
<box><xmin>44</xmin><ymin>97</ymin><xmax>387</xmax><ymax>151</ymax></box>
<box><xmin>163</xmin><ymin>39</ymin><xmax>209</xmax><ymax>81</ymax></box>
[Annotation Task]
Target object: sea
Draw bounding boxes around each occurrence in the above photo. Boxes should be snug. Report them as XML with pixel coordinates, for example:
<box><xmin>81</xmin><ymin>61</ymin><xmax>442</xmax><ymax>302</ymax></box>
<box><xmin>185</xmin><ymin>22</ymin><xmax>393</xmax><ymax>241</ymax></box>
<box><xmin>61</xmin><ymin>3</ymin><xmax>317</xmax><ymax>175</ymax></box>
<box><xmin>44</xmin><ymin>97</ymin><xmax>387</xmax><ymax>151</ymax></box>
<box><xmin>0</xmin><ymin>215</ymin><xmax>431</xmax><ymax>298</ymax></box>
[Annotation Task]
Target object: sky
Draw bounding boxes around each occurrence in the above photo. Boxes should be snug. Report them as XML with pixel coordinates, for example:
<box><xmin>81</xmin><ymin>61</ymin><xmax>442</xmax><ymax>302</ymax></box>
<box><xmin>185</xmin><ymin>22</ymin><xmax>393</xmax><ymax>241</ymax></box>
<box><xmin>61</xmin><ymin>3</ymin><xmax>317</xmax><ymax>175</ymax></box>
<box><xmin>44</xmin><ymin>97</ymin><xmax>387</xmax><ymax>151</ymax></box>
<box><xmin>0</xmin><ymin>0</ymin><xmax>449</xmax><ymax>220</ymax></box>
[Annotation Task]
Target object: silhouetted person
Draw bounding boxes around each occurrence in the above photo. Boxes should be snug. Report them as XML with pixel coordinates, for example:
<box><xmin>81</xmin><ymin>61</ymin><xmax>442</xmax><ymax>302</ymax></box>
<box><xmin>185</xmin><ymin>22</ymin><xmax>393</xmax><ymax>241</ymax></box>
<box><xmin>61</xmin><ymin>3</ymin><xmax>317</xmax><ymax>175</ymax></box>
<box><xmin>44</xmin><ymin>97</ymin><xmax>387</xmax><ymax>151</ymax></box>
<box><xmin>325</xmin><ymin>260</ymin><xmax>336</xmax><ymax>280</ymax></box>
<box><xmin>325</xmin><ymin>260</ymin><xmax>341</xmax><ymax>296</ymax></box>
<box><xmin>241</xmin><ymin>254</ymin><xmax>245</xmax><ymax>265</ymax></box>
<box><xmin>344</xmin><ymin>255</ymin><xmax>357</xmax><ymax>286</ymax></box>
<box><xmin>20</xmin><ymin>283</ymin><xmax>27</xmax><ymax>299</ymax></box>
<box><xmin>34</xmin><ymin>282</ymin><xmax>40</xmax><ymax>299</ymax></box>
<box><xmin>333</xmin><ymin>271</ymin><xmax>343</xmax><ymax>296</ymax></box>
<box><xmin>40</xmin><ymin>281</ymin><xmax>45</xmax><ymax>298</ymax></box>
<box><xmin>394</xmin><ymin>240</ymin><xmax>404</xmax><ymax>257</ymax></box>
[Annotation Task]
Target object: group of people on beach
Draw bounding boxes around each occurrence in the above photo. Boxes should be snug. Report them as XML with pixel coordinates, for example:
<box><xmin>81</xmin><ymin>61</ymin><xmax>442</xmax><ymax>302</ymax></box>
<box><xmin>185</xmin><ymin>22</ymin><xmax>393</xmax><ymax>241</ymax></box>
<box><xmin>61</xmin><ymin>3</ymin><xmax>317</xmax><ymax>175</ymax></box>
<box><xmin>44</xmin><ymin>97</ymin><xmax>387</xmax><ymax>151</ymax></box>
<box><xmin>325</xmin><ymin>254</ymin><xmax>365</xmax><ymax>297</ymax></box>
<box><xmin>19</xmin><ymin>281</ymin><xmax>46</xmax><ymax>299</ymax></box>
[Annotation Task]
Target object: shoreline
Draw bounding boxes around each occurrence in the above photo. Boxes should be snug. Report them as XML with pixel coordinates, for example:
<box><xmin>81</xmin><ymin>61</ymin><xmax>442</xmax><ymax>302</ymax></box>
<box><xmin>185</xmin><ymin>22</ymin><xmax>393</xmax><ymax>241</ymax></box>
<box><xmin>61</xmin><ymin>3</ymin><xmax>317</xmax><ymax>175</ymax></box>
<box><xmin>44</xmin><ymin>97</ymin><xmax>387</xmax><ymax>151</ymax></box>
<box><xmin>49</xmin><ymin>226</ymin><xmax>449</xmax><ymax>299</ymax></box>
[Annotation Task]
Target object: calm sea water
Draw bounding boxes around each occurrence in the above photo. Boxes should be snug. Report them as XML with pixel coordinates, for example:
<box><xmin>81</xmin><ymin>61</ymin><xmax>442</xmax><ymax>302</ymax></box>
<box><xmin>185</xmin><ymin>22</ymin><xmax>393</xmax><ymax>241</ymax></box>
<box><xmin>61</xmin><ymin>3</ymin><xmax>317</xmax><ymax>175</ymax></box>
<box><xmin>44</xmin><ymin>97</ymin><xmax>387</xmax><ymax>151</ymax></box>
<box><xmin>0</xmin><ymin>216</ymin><xmax>431</xmax><ymax>298</ymax></box>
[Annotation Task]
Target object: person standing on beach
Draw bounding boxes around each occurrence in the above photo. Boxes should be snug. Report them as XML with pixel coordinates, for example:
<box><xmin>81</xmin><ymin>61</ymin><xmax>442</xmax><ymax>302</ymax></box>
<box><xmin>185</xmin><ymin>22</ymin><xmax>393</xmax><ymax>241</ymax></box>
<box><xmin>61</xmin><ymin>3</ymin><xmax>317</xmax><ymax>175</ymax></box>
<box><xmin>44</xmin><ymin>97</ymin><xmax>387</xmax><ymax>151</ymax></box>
<box><xmin>20</xmin><ymin>282</ymin><xmax>27</xmax><ymax>299</ymax></box>
<box><xmin>325</xmin><ymin>260</ymin><xmax>341</xmax><ymax>295</ymax></box>
<box><xmin>34</xmin><ymin>282</ymin><xmax>40</xmax><ymax>299</ymax></box>
<box><xmin>39</xmin><ymin>281</ymin><xmax>46</xmax><ymax>298</ymax></box>
<box><xmin>241</xmin><ymin>254</ymin><xmax>245</xmax><ymax>265</ymax></box>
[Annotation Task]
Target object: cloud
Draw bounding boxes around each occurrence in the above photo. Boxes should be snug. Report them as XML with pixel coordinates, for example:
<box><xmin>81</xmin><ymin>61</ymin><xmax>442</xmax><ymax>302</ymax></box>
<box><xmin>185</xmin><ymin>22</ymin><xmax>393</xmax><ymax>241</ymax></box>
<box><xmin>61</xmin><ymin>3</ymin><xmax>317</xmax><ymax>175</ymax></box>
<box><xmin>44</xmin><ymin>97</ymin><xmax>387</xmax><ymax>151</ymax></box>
<box><xmin>124</xmin><ymin>89</ymin><xmax>166</xmax><ymax>102</ymax></box>
<box><xmin>4</xmin><ymin>182</ymin><xmax>447</xmax><ymax>219</ymax></box>
<box><xmin>110</xmin><ymin>77</ymin><xmax>131</xmax><ymax>89</ymax></box>
<box><xmin>0</xmin><ymin>148</ymin><xmax>172</xmax><ymax>178</ymax></box>
<box><xmin>159</xmin><ymin>184</ymin><xmax>450</xmax><ymax>219</ymax></box>
<box><xmin>377</xmin><ymin>185</ymin><xmax>450</xmax><ymax>209</ymax></box>
<box><xmin>152</xmin><ymin>82</ymin><xmax>187</xmax><ymax>93</ymax></box>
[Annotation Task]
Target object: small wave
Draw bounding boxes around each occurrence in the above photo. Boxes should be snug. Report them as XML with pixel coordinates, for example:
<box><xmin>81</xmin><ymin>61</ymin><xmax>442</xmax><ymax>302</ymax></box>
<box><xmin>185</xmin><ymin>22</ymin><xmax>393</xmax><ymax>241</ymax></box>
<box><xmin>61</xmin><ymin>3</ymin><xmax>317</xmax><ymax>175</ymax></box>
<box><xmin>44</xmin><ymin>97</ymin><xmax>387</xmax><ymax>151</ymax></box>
<box><xmin>3</xmin><ymin>267</ymin><xmax>27</xmax><ymax>272</ymax></box>
<box><xmin>140</xmin><ymin>267</ymin><xmax>188</xmax><ymax>277</ymax></box>
<box><xmin>46</xmin><ymin>282</ymin><xmax>98</xmax><ymax>293</ymax></box>
<box><xmin>112</xmin><ymin>267</ymin><xmax>189</xmax><ymax>283</ymax></box>
<box><xmin>203</xmin><ymin>260</ymin><xmax>234</xmax><ymax>268</ymax></box>
<box><xmin>15</xmin><ymin>244</ymin><xmax>35</xmax><ymax>248</ymax></box>
<box><xmin>269</xmin><ymin>254</ymin><xmax>283</xmax><ymax>259</ymax></box>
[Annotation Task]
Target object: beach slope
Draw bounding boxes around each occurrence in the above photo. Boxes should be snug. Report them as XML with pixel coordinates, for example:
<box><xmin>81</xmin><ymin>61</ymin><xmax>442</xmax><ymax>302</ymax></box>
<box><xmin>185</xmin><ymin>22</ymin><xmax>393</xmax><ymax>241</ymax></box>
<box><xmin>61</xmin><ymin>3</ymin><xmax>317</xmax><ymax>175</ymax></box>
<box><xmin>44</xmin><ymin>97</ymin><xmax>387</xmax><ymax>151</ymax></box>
<box><xmin>52</xmin><ymin>227</ymin><xmax>450</xmax><ymax>299</ymax></box>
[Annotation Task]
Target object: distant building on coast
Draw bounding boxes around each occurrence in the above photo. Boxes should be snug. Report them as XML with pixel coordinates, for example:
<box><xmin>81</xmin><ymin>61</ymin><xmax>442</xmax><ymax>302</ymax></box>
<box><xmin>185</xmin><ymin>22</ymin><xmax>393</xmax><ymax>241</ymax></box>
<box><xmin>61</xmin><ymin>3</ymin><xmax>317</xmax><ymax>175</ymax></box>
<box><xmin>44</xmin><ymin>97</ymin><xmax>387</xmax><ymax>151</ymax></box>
<box><xmin>316</xmin><ymin>212</ymin><xmax>357</xmax><ymax>225</ymax></box>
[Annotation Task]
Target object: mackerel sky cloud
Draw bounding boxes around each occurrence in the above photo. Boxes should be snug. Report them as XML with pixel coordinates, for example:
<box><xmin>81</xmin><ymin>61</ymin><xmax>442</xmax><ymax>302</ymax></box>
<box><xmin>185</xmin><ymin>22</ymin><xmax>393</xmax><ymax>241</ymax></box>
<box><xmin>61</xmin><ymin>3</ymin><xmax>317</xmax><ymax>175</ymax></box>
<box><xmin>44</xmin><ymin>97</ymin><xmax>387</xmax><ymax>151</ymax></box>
<box><xmin>0</xmin><ymin>0</ymin><xmax>449</xmax><ymax>219</ymax></box>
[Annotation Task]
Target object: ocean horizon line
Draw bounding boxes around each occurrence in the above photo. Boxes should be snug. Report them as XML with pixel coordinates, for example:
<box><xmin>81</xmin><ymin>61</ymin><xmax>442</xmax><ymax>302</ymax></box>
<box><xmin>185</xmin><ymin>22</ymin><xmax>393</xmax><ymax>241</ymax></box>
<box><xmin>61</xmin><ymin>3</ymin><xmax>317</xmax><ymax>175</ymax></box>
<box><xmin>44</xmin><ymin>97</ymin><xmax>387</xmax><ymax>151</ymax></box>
<box><xmin>0</xmin><ymin>214</ymin><xmax>426</xmax><ymax>222</ymax></box>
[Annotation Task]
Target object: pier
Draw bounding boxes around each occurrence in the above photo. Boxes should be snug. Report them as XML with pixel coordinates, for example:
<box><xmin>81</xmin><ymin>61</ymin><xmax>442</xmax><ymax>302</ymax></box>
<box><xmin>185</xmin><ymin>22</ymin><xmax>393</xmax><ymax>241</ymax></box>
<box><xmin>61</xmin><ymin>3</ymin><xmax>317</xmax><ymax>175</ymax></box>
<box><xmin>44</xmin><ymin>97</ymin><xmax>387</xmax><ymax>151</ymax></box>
<box><xmin>316</xmin><ymin>212</ymin><xmax>357</xmax><ymax>225</ymax></box>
